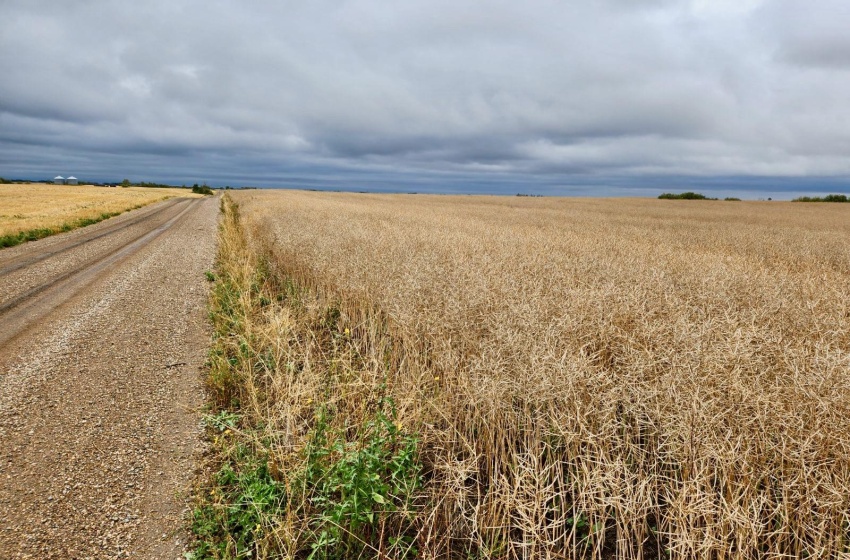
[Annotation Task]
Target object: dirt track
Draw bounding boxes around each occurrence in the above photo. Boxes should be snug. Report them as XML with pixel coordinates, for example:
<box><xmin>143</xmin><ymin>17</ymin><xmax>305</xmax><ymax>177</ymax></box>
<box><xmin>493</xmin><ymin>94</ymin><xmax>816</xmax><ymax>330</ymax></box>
<box><xmin>0</xmin><ymin>195</ymin><xmax>218</xmax><ymax>558</ymax></box>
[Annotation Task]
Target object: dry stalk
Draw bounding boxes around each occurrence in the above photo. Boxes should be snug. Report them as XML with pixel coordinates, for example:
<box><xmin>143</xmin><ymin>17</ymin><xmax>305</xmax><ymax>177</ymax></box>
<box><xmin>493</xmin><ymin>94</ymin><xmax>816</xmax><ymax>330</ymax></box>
<box><xmin>222</xmin><ymin>191</ymin><xmax>850</xmax><ymax>559</ymax></box>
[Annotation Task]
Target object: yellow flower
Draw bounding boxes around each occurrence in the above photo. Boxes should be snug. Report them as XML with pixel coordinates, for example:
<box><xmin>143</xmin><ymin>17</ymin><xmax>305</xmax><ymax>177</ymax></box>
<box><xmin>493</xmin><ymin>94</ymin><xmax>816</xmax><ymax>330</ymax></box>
<box><xmin>344</xmin><ymin>328</ymin><xmax>350</xmax><ymax>336</ymax></box>
<box><xmin>434</xmin><ymin>376</ymin><xmax>440</xmax><ymax>381</ymax></box>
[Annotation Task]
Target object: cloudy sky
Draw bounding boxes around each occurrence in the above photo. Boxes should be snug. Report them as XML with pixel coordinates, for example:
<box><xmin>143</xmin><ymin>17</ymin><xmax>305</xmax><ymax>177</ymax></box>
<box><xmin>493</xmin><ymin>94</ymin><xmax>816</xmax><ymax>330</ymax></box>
<box><xmin>2</xmin><ymin>0</ymin><xmax>849</xmax><ymax>197</ymax></box>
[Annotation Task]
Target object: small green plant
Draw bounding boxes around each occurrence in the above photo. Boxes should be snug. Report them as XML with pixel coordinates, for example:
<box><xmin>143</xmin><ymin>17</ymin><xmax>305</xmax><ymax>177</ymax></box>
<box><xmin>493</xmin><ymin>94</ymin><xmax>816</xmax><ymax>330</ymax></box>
<box><xmin>191</xmin><ymin>445</ymin><xmax>287</xmax><ymax>559</ymax></box>
<box><xmin>204</xmin><ymin>270</ymin><xmax>216</xmax><ymax>282</ymax></box>
<box><xmin>299</xmin><ymin>397</ymin><xmax>422</xmax><ymax>560</ymax></box>
<box><xmin>202</xmin><ymin>409</ymin><xmax>240</xmax><ymax>432</ymax></box>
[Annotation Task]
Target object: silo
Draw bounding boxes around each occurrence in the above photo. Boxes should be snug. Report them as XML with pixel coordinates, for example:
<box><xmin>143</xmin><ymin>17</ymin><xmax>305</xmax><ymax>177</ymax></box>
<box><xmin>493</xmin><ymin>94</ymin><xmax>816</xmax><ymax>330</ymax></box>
<box><xmin>54</xmin><ymin>176</ymin><xmax>65</xmax><ymax>184</ymax></box>
<box><xmin>66</xmin><ymin>176</ymin><xmax>78</xmax><ymax>185</ymax></box>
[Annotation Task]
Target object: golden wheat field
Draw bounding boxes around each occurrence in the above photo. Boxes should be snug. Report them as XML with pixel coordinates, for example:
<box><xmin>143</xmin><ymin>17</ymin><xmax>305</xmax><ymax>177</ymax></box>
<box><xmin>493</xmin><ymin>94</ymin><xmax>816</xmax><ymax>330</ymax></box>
<box><xmin>210</xmin><ymin>190</ymin><xmax>850</xmax><ymax>559</ymax></box>
<box><xmin>0</xmin><ymin>183</ymin><xmax>199</xmax><ymax>238</ymax></box>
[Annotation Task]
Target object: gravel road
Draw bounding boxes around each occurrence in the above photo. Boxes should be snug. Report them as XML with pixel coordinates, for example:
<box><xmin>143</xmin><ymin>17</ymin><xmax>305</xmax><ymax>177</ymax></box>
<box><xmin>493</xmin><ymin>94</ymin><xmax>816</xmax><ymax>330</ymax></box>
<box><xmin>0</xmin><ymin>195</ymin><xmax>218</xmax><ymax>558</ymax></box>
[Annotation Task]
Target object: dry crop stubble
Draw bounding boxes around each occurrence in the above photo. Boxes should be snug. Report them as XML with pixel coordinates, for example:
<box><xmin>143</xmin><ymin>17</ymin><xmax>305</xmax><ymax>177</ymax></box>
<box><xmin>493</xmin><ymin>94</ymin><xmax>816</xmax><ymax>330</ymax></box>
<box><xmin>216</xmin><ymin>190</ymin><xmax>850</xmax><ymax>558</ymax></box>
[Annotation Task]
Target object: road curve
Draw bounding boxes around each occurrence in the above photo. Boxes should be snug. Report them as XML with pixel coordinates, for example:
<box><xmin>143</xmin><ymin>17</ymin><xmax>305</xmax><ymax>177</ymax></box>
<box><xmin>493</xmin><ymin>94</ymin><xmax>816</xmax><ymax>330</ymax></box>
<box><xmin>0</xmin><ymin>195</ymin><xmax>218</xmax><ymax>558</ymax></box>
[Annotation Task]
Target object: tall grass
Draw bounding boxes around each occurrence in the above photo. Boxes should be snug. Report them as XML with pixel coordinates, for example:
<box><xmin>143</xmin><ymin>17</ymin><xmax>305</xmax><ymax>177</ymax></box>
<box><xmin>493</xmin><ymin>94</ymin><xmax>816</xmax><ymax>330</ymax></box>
<box><xmin>198</xmin><ymin>192</ymin><xmax>850</xmax><ymax>559</ymax></box>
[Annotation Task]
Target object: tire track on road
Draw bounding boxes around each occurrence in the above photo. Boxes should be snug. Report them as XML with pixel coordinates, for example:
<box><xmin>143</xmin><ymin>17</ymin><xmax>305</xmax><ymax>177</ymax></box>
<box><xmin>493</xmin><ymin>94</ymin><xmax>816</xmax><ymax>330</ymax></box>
<box><xmin>0</xmin><ymin>199</ymin><xmax>200</xmax><ymax>348</ymax></box>
<box><xmin>0</xmin><ymin>197</ymin><xmax>190</xmax><ymax>278</ymax></box>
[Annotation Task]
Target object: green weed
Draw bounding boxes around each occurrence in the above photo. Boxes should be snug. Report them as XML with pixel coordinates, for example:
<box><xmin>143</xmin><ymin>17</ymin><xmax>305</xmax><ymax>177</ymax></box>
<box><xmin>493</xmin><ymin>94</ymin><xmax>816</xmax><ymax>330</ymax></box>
<box><xmin>191</xmin><ymin>445</ymin><xmax>287</xmax><ymax>559</ymax></box>
<box><xmin>203</xmin><ymin>410</ymin><xmax>241</xmax><ymax>432</ymax></box>
<box><xmin>299</xmin><ymin>397</ymin><xmax>422</xmax><ymax>560</ymax></box>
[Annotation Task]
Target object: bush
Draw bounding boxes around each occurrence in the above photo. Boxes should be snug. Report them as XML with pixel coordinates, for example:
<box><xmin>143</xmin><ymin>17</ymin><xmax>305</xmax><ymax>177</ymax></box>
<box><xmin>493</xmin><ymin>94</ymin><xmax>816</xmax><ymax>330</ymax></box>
<box><xmin>193</xmin><ymin>184</ymin><xmax>214</xmax><ymax>195</ymax></box>
<box><xmin>793</xmin><ymin>194</ymin><xmax>849</xmax><ymax>202</ymax></box>
<box><xmin>658</xmin><ymin>192</ymin><xmax>716</xmax><ymax>200</ymax></box>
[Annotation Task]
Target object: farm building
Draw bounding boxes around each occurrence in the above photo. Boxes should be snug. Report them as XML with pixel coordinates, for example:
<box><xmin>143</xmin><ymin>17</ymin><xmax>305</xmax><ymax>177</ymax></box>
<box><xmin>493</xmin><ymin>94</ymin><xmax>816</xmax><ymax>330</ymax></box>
<box><xmin>54</xmin><ymin>176</ymin><xmax>64</xmax><ymax>184</ymax></box>
<box><xmin>66</xmin><ymin>176</ymin><xmax>78</xmax><ymax>185</ymax></box>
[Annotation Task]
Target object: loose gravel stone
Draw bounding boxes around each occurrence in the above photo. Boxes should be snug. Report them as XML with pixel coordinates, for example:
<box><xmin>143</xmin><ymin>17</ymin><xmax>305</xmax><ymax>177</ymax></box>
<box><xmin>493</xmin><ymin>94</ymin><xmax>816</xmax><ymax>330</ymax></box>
<box><xmin>0</xmin><ymin>196</ymin><xmax>218</xmax><ymax>559</ymax></box>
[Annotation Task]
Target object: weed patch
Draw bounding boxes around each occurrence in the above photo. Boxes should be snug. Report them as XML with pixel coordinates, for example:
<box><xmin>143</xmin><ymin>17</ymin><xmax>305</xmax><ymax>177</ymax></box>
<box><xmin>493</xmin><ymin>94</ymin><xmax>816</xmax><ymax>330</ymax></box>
<box><xmin>299</xmin><ymin>398</ymin><xmax>421</xmax><ymax>560</ymax></box>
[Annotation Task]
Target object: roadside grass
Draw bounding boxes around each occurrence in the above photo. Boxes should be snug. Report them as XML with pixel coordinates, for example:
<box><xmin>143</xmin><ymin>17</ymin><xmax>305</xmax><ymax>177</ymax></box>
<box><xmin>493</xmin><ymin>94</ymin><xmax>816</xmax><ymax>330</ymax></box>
<box><xmin>191</xmin><ymin>196</ymin><xmax>424</xmax><ymax>559</ymax></box>
<box><xmin>0</xmin><ymin>183</ymin><xmax>201</xmax><ymax>248</ymax></box>
<box><xmin>194</xmin><ymin>190</ymin><xmax>850</xmax><ymax>559</ymax></box>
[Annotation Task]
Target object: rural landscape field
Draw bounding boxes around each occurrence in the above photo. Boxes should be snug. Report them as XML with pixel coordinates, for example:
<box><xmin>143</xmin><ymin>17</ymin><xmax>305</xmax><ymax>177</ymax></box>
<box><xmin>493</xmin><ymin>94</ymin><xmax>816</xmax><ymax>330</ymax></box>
<box><xmin>198</xmin><ymin>191</ymin><xmax>850</xmax><ymax>559</ymax></box>
<box><xmin>0</xmin><ymin>183</ymin><xmax>199</xmax><ymax>246</ymax></box>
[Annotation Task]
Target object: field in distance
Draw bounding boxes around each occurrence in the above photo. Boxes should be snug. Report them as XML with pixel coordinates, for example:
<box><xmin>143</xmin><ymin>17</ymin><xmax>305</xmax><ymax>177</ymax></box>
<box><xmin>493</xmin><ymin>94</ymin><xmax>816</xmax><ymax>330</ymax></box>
<box><xmin>0</xmin><ymin>183</ymin><xmax>202</xmax><ymax>246</ymax></box>
<box><xmin>202</xmin><ymin>190</ymin><xmax>850</xmax><ymax>559</ymax></box>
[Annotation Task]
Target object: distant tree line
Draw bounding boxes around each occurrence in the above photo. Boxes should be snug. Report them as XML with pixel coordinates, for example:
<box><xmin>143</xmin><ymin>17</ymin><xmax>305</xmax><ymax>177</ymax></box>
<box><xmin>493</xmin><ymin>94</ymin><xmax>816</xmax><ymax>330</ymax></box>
<box><xmin>117</xmin><ymin>179</ymin><xmax>214</xmax><ymax>195</ymax></box>
<box><xmin>134</xmin><ymin>180</ymin><xmax>188</xmax><ymax>189</ymax></box>
<box><xmin>116</xmin><ymin>179</ymin><xmax>251</xmax><ymax>193</ymax></box>
<box><xmin>132</xmin><ymin>181</ymin><xmax>214</xmax><ymax>195</ymax></box>
<box><xmin>658</xmin><ymin>192</ymin><xmax>742</xmax><ymax>201</ymax></box>
<box><xmin>659</xmin><ymin>192</ymin><xmax>714</xmax><ymax>200</ymax></box>
<box><xmin>0</xmin><ymin>177</ymin><xmax>33</xmax><ymax>184</ymax></box>
<box><xmin>792</xmin><ymin>194</ymin><xmax>849</xmax><ymax>203</ymax></box>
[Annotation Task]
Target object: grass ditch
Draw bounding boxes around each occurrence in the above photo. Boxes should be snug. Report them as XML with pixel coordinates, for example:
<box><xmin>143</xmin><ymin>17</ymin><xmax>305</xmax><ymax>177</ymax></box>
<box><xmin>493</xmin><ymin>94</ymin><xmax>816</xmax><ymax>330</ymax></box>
<box><xmin>191</xmin><ymin>196</ymin><xmax>424</xmax><ymax>559</ymax></box>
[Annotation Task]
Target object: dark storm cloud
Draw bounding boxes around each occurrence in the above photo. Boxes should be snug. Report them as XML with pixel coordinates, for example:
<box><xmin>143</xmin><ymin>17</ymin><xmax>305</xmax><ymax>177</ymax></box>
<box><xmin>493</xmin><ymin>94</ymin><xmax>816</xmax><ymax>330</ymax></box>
<box><xmin>1</xmin><ymin>0</ymin><xmax>849</xmax><ymax>196</ymax></box>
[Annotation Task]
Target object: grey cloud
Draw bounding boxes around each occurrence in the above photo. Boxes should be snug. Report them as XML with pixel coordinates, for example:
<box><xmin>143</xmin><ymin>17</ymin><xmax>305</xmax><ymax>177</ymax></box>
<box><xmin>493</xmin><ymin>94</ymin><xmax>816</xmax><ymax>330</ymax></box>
<box><xmin>758</xmin><ymin>0</ymin><xmax>850</xmax><ymax>68</ymax></box>
<box><xmin>1</xmin><ymin>0</ymin><xmax>849</xmax><ymax>196</ymax></box>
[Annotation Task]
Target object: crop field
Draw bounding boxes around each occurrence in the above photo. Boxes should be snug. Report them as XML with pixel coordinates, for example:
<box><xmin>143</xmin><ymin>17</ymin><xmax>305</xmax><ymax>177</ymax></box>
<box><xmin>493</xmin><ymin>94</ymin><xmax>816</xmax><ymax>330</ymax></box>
<box><xmin>198</xmin><ymin>191</ymin><xmax>850</xmax><ymax>559</ymax></box>
<box><xmin>0</xmin><ymin>183</ymin><xmax>200</xmax><ymax>246</ymax></box>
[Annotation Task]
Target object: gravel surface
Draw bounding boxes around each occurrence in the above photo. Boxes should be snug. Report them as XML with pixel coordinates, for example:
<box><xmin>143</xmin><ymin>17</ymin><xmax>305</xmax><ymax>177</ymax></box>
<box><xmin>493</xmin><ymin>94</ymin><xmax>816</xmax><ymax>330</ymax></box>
<box><xmin>0</xmin><ymin>198</ymin><xmax>196</xmax><ymax>320</ymax></box>
<box><xmin>0</xmin><ymin>195</ymin><xmax>218</xmax><ymax>558</ymax></box>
